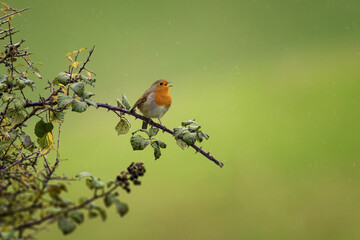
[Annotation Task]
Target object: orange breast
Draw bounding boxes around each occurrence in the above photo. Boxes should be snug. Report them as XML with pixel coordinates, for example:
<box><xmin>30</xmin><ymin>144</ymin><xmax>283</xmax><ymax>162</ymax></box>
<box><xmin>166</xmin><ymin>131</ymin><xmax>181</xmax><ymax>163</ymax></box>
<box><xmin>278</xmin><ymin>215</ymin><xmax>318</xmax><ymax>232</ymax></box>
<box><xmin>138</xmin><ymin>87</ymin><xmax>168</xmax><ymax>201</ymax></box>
<box><xmin>154</xmin><ymin>88</ymin><xmax>172</xmax><ymax>107</ymax></box>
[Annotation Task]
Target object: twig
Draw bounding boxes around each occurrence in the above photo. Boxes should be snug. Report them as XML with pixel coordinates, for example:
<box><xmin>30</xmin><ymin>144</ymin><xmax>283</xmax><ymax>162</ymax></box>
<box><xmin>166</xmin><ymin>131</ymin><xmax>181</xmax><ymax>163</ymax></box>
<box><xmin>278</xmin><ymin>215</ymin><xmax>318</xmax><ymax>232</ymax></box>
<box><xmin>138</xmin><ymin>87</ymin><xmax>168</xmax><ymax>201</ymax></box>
<box><xmin>14</xmin><ymin>184</ymin><xmax>118</xmax><ymax>231</ymax></box>
<box><xmin>78</xmin><ymin>45</ymin><xmax>95</xmax><ymax>75</ymax></box>
<box><xmin>0</xmin><ymin>7</ymin><xmax>29</xmax><ymax>21</ymax></box>
<box><xmin>24</xmin><ymin>101</ymin><xmax>224</xmax><ymax>167</ymax></box>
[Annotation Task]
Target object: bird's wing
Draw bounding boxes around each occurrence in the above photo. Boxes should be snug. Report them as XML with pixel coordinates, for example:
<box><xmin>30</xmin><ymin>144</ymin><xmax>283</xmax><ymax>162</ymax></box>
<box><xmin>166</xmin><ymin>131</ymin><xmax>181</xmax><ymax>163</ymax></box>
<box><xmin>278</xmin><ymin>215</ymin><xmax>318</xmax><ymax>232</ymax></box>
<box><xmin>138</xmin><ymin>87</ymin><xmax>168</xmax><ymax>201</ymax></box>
<box><xmin>131</xmin><ymin>89</ymin><xmax>151</xmax><ymax>111</ymax></box>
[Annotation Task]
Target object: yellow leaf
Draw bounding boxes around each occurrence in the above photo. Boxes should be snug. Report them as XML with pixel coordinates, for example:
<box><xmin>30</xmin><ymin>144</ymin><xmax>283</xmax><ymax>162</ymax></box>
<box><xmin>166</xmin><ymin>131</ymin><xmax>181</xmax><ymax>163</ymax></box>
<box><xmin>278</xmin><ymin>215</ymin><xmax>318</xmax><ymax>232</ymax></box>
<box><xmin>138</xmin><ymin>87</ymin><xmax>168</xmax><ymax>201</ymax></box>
<box><xmin>60</xmin><ymin>85</ymin><xmax>67</xmax><ymax>95</ymax></box>
<box><xmin>0</xmin><ymin>52</ymin><xmax>3</xmax><ymax>56</ymax></box>
<box><xmin>79</xmin><ymin>47</ymin><xmax>87</xmax><ymax>52</ymax></box>
<box><xmin>67</xmin><ymin>55</ymin><xmax>73</xmax><ymax>62</ymax></box>
<box><xmin>71</xmin><ymin>73</ymin><xmax>78</xmax><ymax>79</ymax></box>
<box><xmin>0</xmin><ymin>9</ymin><xmax>7</xmax><ymax>14</ymax></box>
<box><xmin>0</xmin><ymin>2</ymin><xmax>10</xmax><ymax>9</ymax></box>
<box><xmin>86</xmin><ymin>70</ymin><xmax>92</xmax><ymax>79</ymax></box>
<box><xmin>37</xmin><ymin>132</ymin><xmax>53</xmax><ymax>149</ymax></box>
<box><xmin>34</xmin><ymin>71</ymin><xmax>42</xmax><ymax>79</ymax></box>
<box><xmin>36</xmin><ymin>62</ymin><xmax>44</xmax><ymax>66</ymax></box>
<box><xmin>70</xmin><ymin>61</ymin><xmax>81</xmax><ymax>69</ymax></box>
<box><xmin>66</xmin><ymin>52</ymin><xmax>74</xmax><ymax>57</ymax></box>
<box><xmin>23</xmin><ymin>56</ymin><xmax>31</xmax><ymax>62</ymax></box>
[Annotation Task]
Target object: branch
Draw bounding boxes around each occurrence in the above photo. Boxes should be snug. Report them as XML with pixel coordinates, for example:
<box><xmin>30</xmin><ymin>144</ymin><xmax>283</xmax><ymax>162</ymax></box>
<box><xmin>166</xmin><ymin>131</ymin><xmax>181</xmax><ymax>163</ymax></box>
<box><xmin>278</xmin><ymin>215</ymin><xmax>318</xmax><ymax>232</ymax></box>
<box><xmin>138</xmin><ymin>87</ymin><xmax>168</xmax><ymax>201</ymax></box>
<box><xmin>25</xmin><ymin>101</ymin><xmax>224</xmax><ymax>167</ymax></box>
<box><xmin>77</xmin><ymin>45</ymin><xmax>95</xmax><ymax>75</ymax></box>
<box><xmin>14</xmin><ymin>184</ymin><xmax>118</xmax><ymax>232</ymax></box>
<box><xmin>0</xmin><ymin>7</ymin><xmax>29</xmax><ymax>21</ymax></box>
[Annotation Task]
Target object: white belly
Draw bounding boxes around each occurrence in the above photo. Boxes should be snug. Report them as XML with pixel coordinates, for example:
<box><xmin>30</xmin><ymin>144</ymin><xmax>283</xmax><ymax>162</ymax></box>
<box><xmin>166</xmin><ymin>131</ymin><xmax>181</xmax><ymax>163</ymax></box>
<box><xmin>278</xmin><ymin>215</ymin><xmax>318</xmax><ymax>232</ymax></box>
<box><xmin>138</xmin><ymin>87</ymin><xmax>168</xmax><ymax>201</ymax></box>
<box><xmin>139</xmin><ymin>92</ymin><xmax>170</xmax><ymax>118</ymax></box>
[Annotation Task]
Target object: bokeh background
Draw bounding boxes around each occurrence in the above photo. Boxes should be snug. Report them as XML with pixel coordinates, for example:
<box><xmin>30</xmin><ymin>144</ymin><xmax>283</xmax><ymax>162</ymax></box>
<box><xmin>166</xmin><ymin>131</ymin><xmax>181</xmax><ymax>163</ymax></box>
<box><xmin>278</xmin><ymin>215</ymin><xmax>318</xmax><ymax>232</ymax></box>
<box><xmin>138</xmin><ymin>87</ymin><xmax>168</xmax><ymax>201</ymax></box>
<box><xmin>11</xmin><ymin>0</ymin><xmax>360</xmax><ymax>239</ymax></box>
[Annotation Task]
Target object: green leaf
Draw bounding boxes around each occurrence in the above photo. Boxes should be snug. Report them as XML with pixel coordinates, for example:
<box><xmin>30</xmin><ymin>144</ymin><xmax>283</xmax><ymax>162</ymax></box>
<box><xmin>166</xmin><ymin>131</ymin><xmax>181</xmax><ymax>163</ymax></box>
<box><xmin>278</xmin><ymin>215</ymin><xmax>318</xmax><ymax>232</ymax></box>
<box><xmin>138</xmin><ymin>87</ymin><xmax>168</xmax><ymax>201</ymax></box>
<box><xmin>91</xmin><ymin>177</ymin><xmax>105</xmax><ymax>189</ymax></box>
<box><xmin>72</xmin><ymin>100</ymin><xmax>88</xmax><ymax>113</ymax></box>
<box><xmin>70</xmin><ymin>212</ymin><xmax>84</xmax><ymax>224</ymax></box>
<box><xmin>115</xmin><ymin>201</ymin><xmax>129</xmax><ymax>217</ymax></box>
<box><xmin>95</xmin><ymin>206</ymin><xmax>107</xmax><ymax>221</ymax></box>
<box><xmin>0</xmin><ymin>231</ymin><xmax>15</xmax><ymax>240</ymax></box>
<box><xmin>1</xmin><ymin>93</ymin><xmax>14</xmax><ymax>102</ymax></box>
<box><xmin>181</xmin><ymin>119</ymin><xmax>197</xmax><ymax>127</ymax></box>
<box><xmin>76</xmin><ymin>172</ymin><xmax>93</xmax><ymax>178</ymax></box>
<box><xmin>57</xmin><ymin>94</ymin><xmax>73</xmax><ymax>108</ymax></box>
<box><xmin>151</xmin><ymin>141</ymin><xmax>161</xmax><ymax>160</ymax></box>
<box><xmin>115</xmin><ymin>118</ymin><xmax>131</xmax><ymax>135</ymax></box>
<box><xmin>70</xmin><ymin>82</ymin><xmax>85</xmax><ymax>96</ymax></box>
<box><xmin>19</xmin><ymin>132</ymin><xmax>33</xmax><ymax>149</ymax></box>
<box><xmin>130</xmin><ymin>135</ymin><xmax>149</xmax><ymax>150</ymax></box>
<box><xmin>81</xmin><ymin>74</ymin><xmax>96</xmax><ymax>86</ymax></box>
<box><xmin>58</xmin><ymin>217</ymin><xmax>76</xmax><ymax>235</ymax></box>
<box><xmin>0</xmin><ymin>83</ymin><xmax>6</xmax><ymax>92</ymax></box>
<box><xmin>121</xmin><ymin>94</ymin><xmax>131</xmax><ymax>110</ymax></box>
<box><xmin>149</xmin><ymin>127</ymin><xmax>159</xmax><ymax>137</ymax></box>
<box><xmin>54</xmin><ymin>72</ymin><xmax>70</xmax><ymax>85</ymax></box>
<box><xmin>104</xmin><ymin>193</ymin><xmax>117</xmax><ymax>207</ymax></box>
<box><xmin>197</xmin><ymin>132</ymin><xmax>204</xmax><ymax>142</ymax></box>
<box><xmin>7</xmin><ymin>108</ymin><xmax>25</xmax><ymax>125</ymax></box>
<box><xmin>18</xmin><ymin>78</ymin><xmax>35</xmax><ymax>90</ymax></box>
<box><xmin>13</xmin><ymin>98</ymin><xmax>26</xmax><ymax>111</ymax></box>
<box><xmin>51</xmin><ymin>111</ymin><xmax>65</xmax><ymax>123</ymax></box>
<box><xmin>196</xmin><ymin>131</ymin><xmax>209</xmax><ymax>142</ymax></box>
<box><xmin>116</xmin><ymin>98</ymin><xmax>126</xmax><ymax>108</ymax></box>
<box><xmin>49</xmin><ymin>207</ymin><xmax>62</xmax><ymax>215</ymax></box>
<box><xmin>173</xmin><ymin>127</ymin><xmax>187</xmax><ymax>138</ymax></box>
<box><xmin>85</xmin><ymin>176</ymin><xmax>105</xmax><ymax>190</ymax></box>
<box><xmin>189</xmin><ymin>125</ymin><xmax>201</xmax><ymax>132</ymax></box>
<box><xmin>85</xmin><ymin>99</ymin><xmax>98</xmax><ymax>108</ymax></box>
<box><xmin>0</xmin><ymin>74</ymin><xmax>7</xmax><ymax>83</ymax></box>
<box><xmin>182</xmin><ymin>132</ymin><xmax>197</xmax><ymax>145</ymax></box>
<box><xmin>83</xmin><ymin>91</ymin><xmax>95</xmax><ymax>99</ymax></box>
<box><xmin>156</xmin><ymin>139</ymin><xmax>167</xmax><ymax>148</ymax></box>
<box><xmin>78</xmin><ymin>197</ymin><xmax>88</xmax><ymax>205</ymax></box>
<box><xmin>5</xmin><ymin>77</ymin><xmax>14</xmax><ymax>85</ymax></box>
<box><xmin>106</xmin><ymin>180</ymin><xmax>114</xmax><ymax>188</ymax></box>
<box><xmin>176</xmin><ymin>139</ymin><xmax>187</xmax><ymax>150</ymax></box>
<box><xmin>88</xmin><ymin>211</ymin><xmax>98</xmax><ymax>218</ymax></box>
<box><xmin>34</xmin><ymin>119</ymin><xmax>53</xmax><ymax>138</ymax></box>
<box><xmin>199</xmin><ymin>131</ymin><xmax>209</xmax><ymax>140</ymax></box>
<box><xmin>0</xmin><ymin>141</ymin><xmax>10</xmax><ymax>152</ymax></box>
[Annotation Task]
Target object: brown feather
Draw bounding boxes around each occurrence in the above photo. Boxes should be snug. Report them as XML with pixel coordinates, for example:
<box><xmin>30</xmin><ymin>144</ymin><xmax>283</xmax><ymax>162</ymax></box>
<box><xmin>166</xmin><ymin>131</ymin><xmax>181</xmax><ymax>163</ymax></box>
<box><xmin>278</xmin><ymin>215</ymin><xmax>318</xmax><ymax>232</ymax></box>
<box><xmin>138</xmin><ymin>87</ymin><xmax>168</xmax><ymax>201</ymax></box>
<box><xmin>131</xmin><ymin>89</ymin><xmax>150</xmax><ymax>111</ymax></box>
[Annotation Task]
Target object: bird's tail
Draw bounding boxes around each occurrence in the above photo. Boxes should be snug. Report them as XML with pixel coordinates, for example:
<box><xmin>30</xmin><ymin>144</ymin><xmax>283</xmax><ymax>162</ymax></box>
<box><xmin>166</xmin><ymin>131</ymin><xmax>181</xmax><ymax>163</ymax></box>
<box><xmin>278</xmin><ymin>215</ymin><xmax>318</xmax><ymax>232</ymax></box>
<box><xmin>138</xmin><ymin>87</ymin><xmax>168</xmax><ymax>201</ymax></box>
<box><xmin>142</xmin><ymin>121</ymin><xmax>148</xmax><ymax>129</ymax></box>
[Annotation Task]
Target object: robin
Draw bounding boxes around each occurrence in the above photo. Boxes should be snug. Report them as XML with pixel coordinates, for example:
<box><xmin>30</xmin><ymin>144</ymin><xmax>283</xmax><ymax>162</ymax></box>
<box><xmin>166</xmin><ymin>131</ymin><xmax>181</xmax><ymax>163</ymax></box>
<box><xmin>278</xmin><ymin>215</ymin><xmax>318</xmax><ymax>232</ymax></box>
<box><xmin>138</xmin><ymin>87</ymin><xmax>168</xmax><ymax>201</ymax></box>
<box><xmin>131</xmin><ymin>79</ymin><xmax>172</xmax><ymax>129</ymax></box>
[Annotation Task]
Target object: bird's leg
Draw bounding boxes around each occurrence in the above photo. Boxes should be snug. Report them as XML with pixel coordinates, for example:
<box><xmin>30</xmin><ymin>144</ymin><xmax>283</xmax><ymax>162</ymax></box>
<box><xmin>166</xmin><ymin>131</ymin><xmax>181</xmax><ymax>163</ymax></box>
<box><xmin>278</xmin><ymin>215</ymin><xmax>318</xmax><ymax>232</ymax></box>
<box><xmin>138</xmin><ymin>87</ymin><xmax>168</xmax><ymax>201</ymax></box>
<box><xmin>157</xmin><ymin>118</ymin><xmax>162</xmax><ymax>125</ymax></box>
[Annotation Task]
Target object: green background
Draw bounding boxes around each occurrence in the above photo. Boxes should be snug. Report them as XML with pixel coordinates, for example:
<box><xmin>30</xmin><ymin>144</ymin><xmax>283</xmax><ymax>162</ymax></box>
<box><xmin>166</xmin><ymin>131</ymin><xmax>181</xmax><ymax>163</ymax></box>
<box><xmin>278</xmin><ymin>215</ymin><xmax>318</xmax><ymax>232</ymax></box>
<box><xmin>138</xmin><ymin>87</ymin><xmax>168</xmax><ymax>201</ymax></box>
<box><xmin>11</xmin><ymin>0</ymin><xmax>360</xmax><ymax>239</ymax></box>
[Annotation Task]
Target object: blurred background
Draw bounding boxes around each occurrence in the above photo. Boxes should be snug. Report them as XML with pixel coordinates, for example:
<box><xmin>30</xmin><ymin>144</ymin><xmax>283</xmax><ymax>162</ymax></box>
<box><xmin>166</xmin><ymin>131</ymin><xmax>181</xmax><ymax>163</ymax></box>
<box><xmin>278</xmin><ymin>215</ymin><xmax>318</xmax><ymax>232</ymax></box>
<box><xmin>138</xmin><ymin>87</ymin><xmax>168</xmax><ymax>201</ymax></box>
<box><xmin>11</xmin><ymin>0</ymin><xmax>360</xmax><ymax>239</ymax></box>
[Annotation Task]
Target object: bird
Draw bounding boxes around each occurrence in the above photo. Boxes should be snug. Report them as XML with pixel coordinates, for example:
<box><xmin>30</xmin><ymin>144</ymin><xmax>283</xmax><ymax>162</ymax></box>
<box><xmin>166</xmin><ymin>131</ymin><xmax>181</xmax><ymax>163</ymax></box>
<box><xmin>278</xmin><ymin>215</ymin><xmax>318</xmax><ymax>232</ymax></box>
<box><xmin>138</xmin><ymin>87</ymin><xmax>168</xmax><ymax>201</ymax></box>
<box><xmin>131</xmin><ymin>79</ymin><xmax>172</xmax><ymax>129</ymax></box>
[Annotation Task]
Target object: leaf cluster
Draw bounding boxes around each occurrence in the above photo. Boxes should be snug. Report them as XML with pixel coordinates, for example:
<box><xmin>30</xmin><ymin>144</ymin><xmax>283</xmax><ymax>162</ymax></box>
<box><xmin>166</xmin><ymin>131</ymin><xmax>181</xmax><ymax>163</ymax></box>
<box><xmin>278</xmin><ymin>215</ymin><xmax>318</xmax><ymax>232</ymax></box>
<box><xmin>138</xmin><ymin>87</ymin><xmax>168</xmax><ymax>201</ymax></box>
<box><xmin>130</xmin><ymin>128</ymin><xmax>167</xmax><ymax>160</ymax></box>
<box><xmin>173</xmin><ymin>120</ymin><xmax>209</xmax><ymax>149</ymax></box>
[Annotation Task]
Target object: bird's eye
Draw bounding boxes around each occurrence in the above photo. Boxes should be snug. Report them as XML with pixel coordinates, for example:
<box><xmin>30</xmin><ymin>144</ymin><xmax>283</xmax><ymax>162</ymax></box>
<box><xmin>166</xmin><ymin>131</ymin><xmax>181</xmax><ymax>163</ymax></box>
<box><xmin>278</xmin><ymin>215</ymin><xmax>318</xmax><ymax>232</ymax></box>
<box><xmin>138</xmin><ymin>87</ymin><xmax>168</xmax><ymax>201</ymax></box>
<box><xmin>159</xmin><ymin>82</ymin><xmax>163</xmax><ymax>85</ymax></box>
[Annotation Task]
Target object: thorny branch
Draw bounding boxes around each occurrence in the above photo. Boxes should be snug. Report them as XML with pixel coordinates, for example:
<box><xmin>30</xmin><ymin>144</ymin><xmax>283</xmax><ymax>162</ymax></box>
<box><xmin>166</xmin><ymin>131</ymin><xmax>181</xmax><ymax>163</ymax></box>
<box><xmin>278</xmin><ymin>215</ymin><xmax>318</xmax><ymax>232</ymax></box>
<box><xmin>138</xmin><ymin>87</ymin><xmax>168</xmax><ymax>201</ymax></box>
<box><xmin>24</xmin><ymin>100</ymin><xmax>224</xmax><ymax>167</ymax></box>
